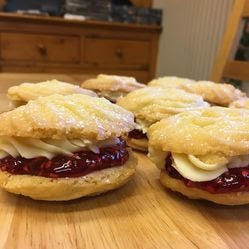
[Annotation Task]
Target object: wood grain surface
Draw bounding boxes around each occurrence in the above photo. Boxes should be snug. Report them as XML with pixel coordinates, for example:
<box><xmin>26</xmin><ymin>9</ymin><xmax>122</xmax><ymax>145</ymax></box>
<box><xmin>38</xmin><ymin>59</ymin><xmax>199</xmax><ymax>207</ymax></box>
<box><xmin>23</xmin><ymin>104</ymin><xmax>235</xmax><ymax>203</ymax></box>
<box><xmin>0</xmin><ymin>153</ymin><xmax>249</xmax><ymax>249</ymax></box>
<box><xmin>0</xmin><ymin>96</ymin><xmax>248</xmax><ymax>249</ymax></box>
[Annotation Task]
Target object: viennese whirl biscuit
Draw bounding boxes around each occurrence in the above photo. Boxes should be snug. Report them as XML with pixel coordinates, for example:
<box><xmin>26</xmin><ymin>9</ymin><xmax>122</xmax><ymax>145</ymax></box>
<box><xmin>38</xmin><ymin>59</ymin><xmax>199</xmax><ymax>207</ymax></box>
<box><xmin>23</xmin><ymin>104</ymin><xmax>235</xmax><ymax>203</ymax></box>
<box><xmin>148</xmin><ymin>107</ymin><xmax>249</xmax><ymax>205</ymax></box>
<box><xmin>8</xmin><ymin>79</ymin><xmax>97</xmax><ymax>107</ymax></box>
<box><xmin>149</xmin><ymin>76</ymin><xmax>246</xmax><ymax>106</ymax></box>
<box><xmin>0</xmin><ymin>94</ymin><xmax>137</xmax><ymax>200</ymax></box>
<box><xmin>81</xmin><ymin>74</ymin><xmax>145</xmax><ymax>102</ymax></box>
<box><xmin>229</xmin><ymin>97</ymin><xmax>249</xmax><ymax>109</ymax></box>
<box><xmin>117</xmin><ymin>87</ymin><xmax>209</xmax><ymax>151</ymax></box>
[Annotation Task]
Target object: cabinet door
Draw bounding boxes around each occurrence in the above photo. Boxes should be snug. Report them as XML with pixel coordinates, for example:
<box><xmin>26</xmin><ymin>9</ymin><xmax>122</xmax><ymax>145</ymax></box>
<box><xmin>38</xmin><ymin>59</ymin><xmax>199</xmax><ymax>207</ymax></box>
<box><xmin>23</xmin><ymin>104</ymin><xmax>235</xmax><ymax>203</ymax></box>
<box><xmin>84</xmin><ymin>38</ymin><xmax>150</xmax><ymax>67</ymax></box>
<box><xmin>1</xmin><ymin>33</ymin><xmax>80</xmax><ymax>63</ymax></box>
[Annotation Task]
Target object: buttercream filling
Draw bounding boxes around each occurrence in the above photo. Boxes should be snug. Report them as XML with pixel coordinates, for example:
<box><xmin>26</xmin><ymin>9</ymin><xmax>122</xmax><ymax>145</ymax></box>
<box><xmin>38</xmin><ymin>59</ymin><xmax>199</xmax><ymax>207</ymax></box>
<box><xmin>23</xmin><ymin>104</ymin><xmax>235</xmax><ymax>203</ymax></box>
<box><xmin>0</xmin><ymin>136</ymin><xmax>120</xmax><ymax>160</ymax></box>
<box><xmin>0</xmin><ymin>138</ymin><xmax>129</xmax><ymax>178</ymax></box>
<box><xmin>165</xmin><ymin>155</ymin><xmax>249</xmax><ymax>193</ymax></box>
<box><xmin>148</xmin><ymin>148</ymin><xmax>249</xmax><ymax>193</ymax></box>
<box><xmin>171</xmin><ymin>153</ymin><xmax>228</xmax><ymax>182</ymax></box>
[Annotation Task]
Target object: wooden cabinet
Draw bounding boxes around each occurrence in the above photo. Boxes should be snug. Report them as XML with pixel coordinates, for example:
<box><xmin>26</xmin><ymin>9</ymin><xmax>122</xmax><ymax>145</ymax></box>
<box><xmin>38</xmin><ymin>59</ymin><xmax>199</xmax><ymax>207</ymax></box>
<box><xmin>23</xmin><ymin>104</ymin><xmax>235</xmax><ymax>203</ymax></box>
<box><xmin>0</xmin><ymin>13</ymin><xmax>161</xmax><ymax>83</ymax></box>
<box><xmin>130</xmin><ymin>0</ymin><xmax>153</xmax><ymax>8</ymax></box>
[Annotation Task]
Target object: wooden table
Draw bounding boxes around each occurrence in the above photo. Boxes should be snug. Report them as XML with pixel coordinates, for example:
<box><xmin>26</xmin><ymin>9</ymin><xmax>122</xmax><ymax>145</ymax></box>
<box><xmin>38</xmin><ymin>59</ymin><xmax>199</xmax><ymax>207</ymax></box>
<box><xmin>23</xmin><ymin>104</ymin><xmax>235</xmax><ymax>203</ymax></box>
<box><xmin>0</xmin><ymin>97</ymin><xmax>248</xmax><ymax>249</ymax></box>
<box><xmin>0</xmin><ymin>153</ymin><xmax>249</xmax><ymax>249</ymax></box>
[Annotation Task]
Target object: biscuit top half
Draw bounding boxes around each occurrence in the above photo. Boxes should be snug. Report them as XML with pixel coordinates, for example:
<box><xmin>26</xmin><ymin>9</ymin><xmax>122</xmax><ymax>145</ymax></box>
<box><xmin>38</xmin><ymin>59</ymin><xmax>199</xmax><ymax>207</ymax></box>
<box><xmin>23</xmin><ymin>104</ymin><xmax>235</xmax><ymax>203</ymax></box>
<box><xmin>148</xmin><ymin>107</ymin><xmax>249</xmax><ymax>157</ymax></box>
<box><xmin>81</xmin><ymin>74</ymin><xmax>145</xmax><ymax>93</ymax></box>
<box><xmin>149</xmin><ymin>76</ymin><xmax>246</xmax><ymax>106</ymax></box>
<box><xmin>148</xmin><ymin>76</ymin><xmax>196</xmax><ymax>88</ymax></box>
<box><xmin>230</xmin><ymin>97</ymin><xmax>249</xmax><ymax>109</ymax></box>
<box><xmin>0</xmin><ymin>94</ymin><xmax>135</xmax><ymax>140</ymax></box>
<box><xmin>181</xmin><ymin>81</ymin><xmax>246</xmax><ymax>106</ymax></box>
<box><xmin>8</xmin><ymin>79</ymin><xmax>97</xmax><ymax>104</ymax></box>
<box><xmin>117</xmin><ymin>87</ymin><xmax>209</xmax><ymax>125</ymax></box>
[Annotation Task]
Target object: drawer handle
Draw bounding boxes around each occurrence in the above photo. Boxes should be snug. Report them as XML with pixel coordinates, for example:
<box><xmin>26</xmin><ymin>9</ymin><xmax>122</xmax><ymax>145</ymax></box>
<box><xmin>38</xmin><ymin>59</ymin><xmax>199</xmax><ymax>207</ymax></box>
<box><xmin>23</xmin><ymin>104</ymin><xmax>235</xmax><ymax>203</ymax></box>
<box><xmin>115</xmin><ymin>48</ymin><xmax>123</xmax><ymax>59</ymax></box>
<box><xmin>37</xmin><ymin>44</ymin><xmax>47</xmax><ymax>56</ymax></box>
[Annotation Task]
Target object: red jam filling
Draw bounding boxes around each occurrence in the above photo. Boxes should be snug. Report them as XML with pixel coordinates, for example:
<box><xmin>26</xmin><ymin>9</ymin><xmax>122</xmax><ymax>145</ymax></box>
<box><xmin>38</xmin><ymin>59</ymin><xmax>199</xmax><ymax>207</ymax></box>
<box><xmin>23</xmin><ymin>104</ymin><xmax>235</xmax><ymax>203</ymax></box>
<box><xmin>0</xmin><ymin>139</ymin><xmax>129</xmax><ymax>178</ymax></box>
<box><xmin>128</xmin><ymin>129</ymin><xmax>147</xmax><ymax>139</ymax></box>
<box><xmin>165</xmin><ymin>155</ymin><xmax>249</xmax><ymax>194</ymax></box>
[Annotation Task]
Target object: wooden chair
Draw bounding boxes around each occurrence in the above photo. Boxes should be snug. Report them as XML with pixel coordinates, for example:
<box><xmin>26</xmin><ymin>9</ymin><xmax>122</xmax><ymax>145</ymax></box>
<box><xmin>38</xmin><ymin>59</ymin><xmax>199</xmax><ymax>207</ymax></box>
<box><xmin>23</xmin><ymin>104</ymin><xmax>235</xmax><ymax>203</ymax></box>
<box><xmin>211</xmin><ymin>0</ymin><xmax>249</xmax><ymax>82</ymax></box>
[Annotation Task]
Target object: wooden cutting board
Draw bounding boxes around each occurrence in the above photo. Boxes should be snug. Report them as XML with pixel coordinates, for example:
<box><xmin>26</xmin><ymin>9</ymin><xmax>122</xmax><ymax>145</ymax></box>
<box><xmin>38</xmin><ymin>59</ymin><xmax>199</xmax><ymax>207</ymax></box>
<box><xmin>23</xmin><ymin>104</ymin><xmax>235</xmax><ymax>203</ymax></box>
<box><xmin>0</xmin><ymin>96</ymin><xmax>248</xmax><ymax>249</ymax></box>
<box><xmin>1</xmin><ymin>152</ymin><xmax>249</xmax><ymax>249</ymax></box>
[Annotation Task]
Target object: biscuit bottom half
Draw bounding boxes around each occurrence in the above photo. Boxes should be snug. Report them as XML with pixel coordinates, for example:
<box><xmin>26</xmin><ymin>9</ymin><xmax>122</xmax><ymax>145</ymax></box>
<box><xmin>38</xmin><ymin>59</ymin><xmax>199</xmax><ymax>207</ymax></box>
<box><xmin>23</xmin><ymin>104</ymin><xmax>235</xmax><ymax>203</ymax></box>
<box><xmin>0</xmin><ymin>145</ymin><xmax>137</xmax><ymax>200</ymax></box>
<box><xmin>160</xmin><ymin>155</ymin><xmax>249</xmax><ymax>205</ymax></box>
<box><xmin>126</xmin><ymin>129</ymin><xmax>148</xmax><ymax>152</ymax></box>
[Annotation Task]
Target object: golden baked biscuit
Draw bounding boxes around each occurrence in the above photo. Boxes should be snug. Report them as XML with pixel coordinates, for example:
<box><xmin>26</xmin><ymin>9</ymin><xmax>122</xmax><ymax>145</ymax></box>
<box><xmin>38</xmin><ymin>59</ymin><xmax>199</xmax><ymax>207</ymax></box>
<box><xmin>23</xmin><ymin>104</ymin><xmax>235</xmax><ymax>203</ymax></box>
<box><xmin>8</xmin><ymin>79</ymin><xmax>97</xmax><ymax>107</ymax></box>
<box><xmin>148</xmin><ymin>107</ymin><xmax>249</xmax><ymax>156</ymax></box>
<box><xmin>81</xmin><ymin>74</ymin><xmax>145</xmax><ymax>102</ymax></box>
<box><xmin>0</xmin><ymin>94</ymin><xmax>137</xmax><ymax>200</ymax></box>
<box><xmin>149</xmin><ymin>77</ymin><xmax>246</xmax><ymax>106</ymax></box>
<box><xmin>160</xmin><ymin>170</ymin><xmax>249</xmax><ymax>205</ymax></box>
<box><xmin>117</xmin><ymin>87</ymin><xmax>209</xmax><ymax>151</ymax></box>
<box><xmin>0</xmin><ymin>94</ymin><xmax>135</xmax><ymax>140</ymax></box>
<box><xmin>229</xmin><ymin>97</ymin><xmax>249</xmax><ymax>109</ymax></box>
<box><xmin>126</xmin><ymin>137</ymin><xmax>148</xmax><ymax>152</ymax></box>
<box><xmin>148</xmin><ymin>76</ymin><xmax>196</xmax><ymax>88</ymax></box>
<box><xmin>0</xmin><ymin>150</ymin><xmax>136</xmax><ymax>201</ymax></box>
<box><xmin>181</xmin><ymin>81</ymin><xmax>246</xmax><ymax>106</ymax></box>
<box><xmin>117</xmin><ymin>87</ymin><xmax>209</xmax><ymax>127</ymax></box>
<box><xmin>148</xmin><ymin>107</ymin><xmax>249</xmax><ymax>205</ymax></box>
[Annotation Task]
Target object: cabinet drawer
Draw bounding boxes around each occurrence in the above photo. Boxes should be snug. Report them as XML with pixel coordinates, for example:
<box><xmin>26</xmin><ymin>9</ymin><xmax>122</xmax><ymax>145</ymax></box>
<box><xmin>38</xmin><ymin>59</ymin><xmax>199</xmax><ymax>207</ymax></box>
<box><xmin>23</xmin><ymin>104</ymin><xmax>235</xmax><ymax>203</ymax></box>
<box><xmin>84</xmin><ymin>38</ymin><xmax>150</xmax><ymax>66</ymax></box>
<box><xmin>1</xmin><ymin>33</ymin><xmax>80</xmax><ymax>63</ymax></box>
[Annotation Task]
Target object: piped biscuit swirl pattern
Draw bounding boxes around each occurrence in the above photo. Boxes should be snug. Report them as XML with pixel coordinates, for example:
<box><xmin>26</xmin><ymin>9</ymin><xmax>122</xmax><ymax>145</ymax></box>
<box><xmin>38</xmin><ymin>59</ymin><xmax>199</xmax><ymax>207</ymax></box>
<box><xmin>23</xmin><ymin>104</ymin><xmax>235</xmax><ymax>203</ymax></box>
<box><xmin>8</xmin><ymin>79</ymin><xmax>97</xmax><ymax>107</ymax></box>
<box><xmin>149</xmin><ymin>76</ymin><xmax>245</xmax><ymax>106</ymax></box>
<box><xmin>0</xmin><ymin>94</ymin><xmax>136</xmax><ymax>140</ymax></box>
<box><xmin>117</xmin><ymin>87</ymin><xmax>209</xmax><ymax>127</ymax></box>
<box><xmin>148</xmin><ymin>107</ymin><xmax>249</xmax><ymax>157</ymax></box>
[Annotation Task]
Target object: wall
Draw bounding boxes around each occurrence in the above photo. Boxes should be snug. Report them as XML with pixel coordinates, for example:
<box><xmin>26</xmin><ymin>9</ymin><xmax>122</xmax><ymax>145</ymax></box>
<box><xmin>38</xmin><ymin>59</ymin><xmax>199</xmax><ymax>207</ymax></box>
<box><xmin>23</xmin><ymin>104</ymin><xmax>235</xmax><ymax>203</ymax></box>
<box><xmin>153</xmin><ymin>0</ymin><xmax>233</xmax><ymax>80</ymax></box>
